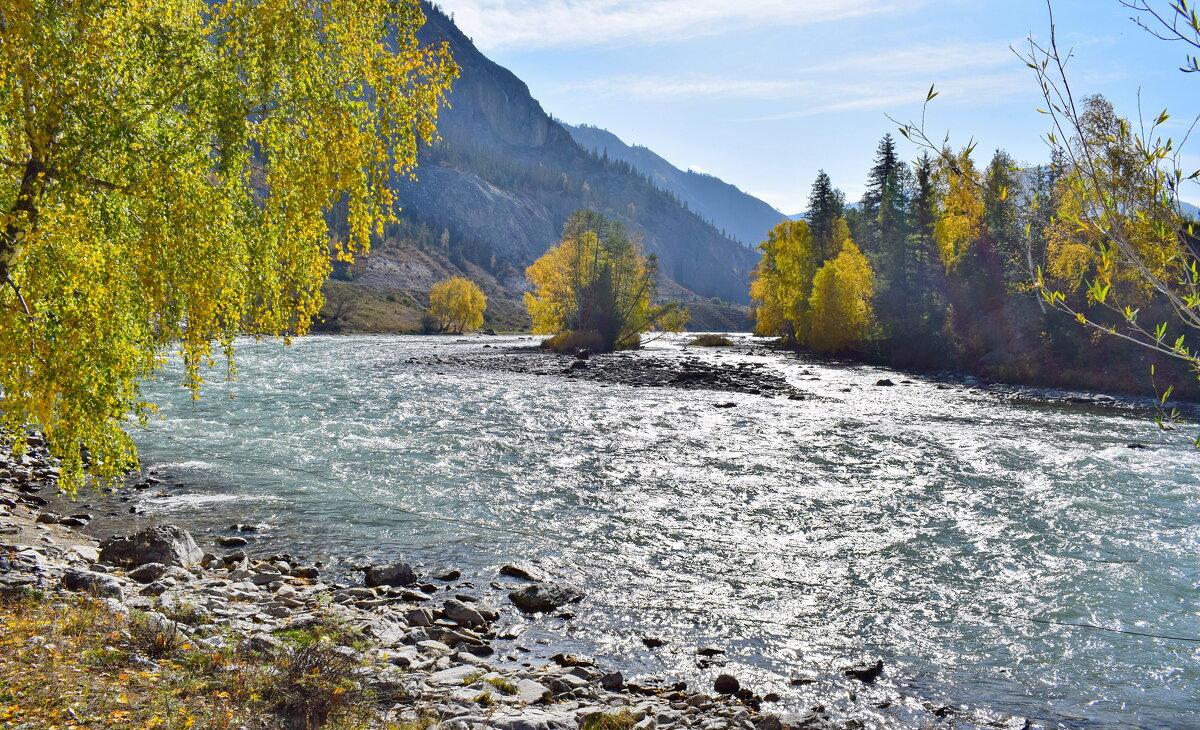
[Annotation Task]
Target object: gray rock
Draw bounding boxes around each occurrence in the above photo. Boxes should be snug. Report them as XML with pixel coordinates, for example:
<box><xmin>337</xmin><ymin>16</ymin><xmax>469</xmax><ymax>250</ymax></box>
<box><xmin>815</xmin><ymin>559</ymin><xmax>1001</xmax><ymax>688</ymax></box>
<box><xmin>600</xmin><ymin>671</ymin><xmax>624</xmax><ymax>690</ymax></box>
<box><xmin>70</xmin><ymin>545</ymin><xmax>100</xmax><ymax>563</ymax></box>
<box><xmin>514</xmin><ymin>678</ymin><xmax>552</xmax><ymax>704</ymax></box>
<box><xmin>140</xmin><ymin>581</ymin><xmax>169</xmax><ymax>597</ymax></box>
<box><xmin>444</xmin><ymin>599</ymin><xmax>487</xmax><ymax>627</ymax></box>
<box><xmin>128</xmin><ymin>562</ymin><xmax>169</xmax><ymax>583</ymax></box>
<box><xmin>500</xmin><ymin>563</ymin><xmax>545</xmax><ymax>582</ymax></box>
<box><xmin>713</xmin><ymin>674</ymin><xmax>740</xmax><ymax>695</ymax></box>
<box><xmin>61</xmin><ymin>568</ymin><xmax>124</xmax><ymax>600</ymax></box>
<box><xmin>430</xmin><ymin>664</ymin><xmax>480</xmax><ymax>686</ymax></box>
<box><xmin>243</xmin><ymin>632</ymin><xmax>280</xmax><ymax>653</ymax></box>
<box><xmin>364</xmin><ymin>562</ymin><xmax>416</xmax><ymax>587</ymax></box>
<box><xmin>508</xmin><ymin>582</ymin><xmax>584</xmax><ymax>613</ymax></box>
<box><xmin>406</xmin><ymin>608</ymin><xmax>434</xmax><ymax>627</ymax></box>
<box><xmin>216</xmin><ymin>536</ymin><xmax>248</xmax><ymax>548</ymax></box>
<box><xmin>99</xmin><ymin>525</ymin><xmax>203</xmax><ymax>567</ymax></box>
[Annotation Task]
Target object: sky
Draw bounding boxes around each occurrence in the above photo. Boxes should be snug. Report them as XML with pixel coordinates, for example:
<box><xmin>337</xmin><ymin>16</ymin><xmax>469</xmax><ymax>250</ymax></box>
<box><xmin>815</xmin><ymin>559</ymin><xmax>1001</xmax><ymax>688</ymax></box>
<box><xmin>431</xmin><ymin>0</ymin><xmax>1200</xmax><ymax>214</ymax></box>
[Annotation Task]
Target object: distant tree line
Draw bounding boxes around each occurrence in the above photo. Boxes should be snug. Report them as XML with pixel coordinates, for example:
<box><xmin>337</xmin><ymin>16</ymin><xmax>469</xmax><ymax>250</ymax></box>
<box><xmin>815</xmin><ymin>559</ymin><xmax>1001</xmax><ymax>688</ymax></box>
<box><xmin>753</xmin><ymin>105</ymin><xmax>1199</xmax><ymax>396</ymax></box>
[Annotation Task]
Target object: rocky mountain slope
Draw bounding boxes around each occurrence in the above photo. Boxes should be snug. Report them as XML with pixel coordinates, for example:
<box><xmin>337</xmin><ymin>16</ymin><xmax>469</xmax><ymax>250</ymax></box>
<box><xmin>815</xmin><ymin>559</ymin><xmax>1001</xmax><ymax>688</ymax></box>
<box><xmin>564</xmin><ymin>124</ymin><xmax>787</xmax><ymax>248</ymax></box>
<box><xmin>380</xmin><ymin>3</ymin><xmax>757</xmax><ymax>305</ymax></box>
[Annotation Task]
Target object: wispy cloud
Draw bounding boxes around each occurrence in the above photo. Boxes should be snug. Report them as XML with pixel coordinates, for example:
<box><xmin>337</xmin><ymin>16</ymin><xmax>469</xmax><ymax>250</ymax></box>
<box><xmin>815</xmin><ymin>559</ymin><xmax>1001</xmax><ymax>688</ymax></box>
<box><xmin>743</xmin><ymin>71</ymin><xmax>1035</xmax><ymax>121</ymax></box>
<box><xmin>558</xmin><ymin>76</ymin><xmax>813</xmax><ymax>101</ymax></box>
<box><xmin>436</xmin><ymin>0</ymin><xmax>916</xmax><ymax>51</ymax></box>
<box><xmin>550</xmin><ymin>41</ymin><xmax>1032</xmax><ymax>118</ymax></box>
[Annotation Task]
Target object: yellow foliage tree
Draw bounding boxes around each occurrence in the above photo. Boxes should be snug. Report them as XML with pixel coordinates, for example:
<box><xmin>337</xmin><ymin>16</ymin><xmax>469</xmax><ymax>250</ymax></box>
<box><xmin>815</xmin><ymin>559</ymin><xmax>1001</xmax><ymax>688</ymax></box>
<box><xmin>428</xmin><ymin>277</ymin><xmax>487</xmax><ymax>334</ymax></box>
<box><xmin>808</xmin><ymin>233</ymin><xmax>878</xmax><ymax>354</ymax></box>
<box><xmin>525</xmin><ymin>210</ymin><xmax>686</xmax><ymax>351</ymax></box>
<box><xmin>0</xmin><ymin>0</ymin><xmax>457</xmax><ymax>492</ymax></box>
<box><xmin>933</xmin><ymin>148</ymin><xmax>985</xmax><ymax>271</ymax></box>
<box><xmin>749</xmin><ymin>220</ymin><xmax>817</xmax><ymax>340</ymax></box>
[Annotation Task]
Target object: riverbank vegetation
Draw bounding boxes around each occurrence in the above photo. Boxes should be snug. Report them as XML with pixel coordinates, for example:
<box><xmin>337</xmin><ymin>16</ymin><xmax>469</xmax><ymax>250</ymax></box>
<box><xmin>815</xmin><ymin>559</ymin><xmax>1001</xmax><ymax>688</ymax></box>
<box><xmin>0</xmin><ymin>591</ymin><xmax>383</xmax><ymax>729</ymax></box>
<box><xmin>0</xmin><ymin>0</ymin><xmax>456</xmax><ymax>491</ymax></box>
<box><xmin>427</xmin><ymin>277</ymin><xmax>488</xmax><ymax>334</ymax></box>
<box><xmin>755</xmin><ymin>115</ymin><xmax>1200</xmax><ymax>397</ymax></box>
<box><xmin>525</xmin><ymin>210</ymin><xmax>688</xmax><ymax>352</ymax></box>
<box><xmin>854</xmin><ymin>0</ymin><xmax>1200</xmax><ymax>401</ymax></box>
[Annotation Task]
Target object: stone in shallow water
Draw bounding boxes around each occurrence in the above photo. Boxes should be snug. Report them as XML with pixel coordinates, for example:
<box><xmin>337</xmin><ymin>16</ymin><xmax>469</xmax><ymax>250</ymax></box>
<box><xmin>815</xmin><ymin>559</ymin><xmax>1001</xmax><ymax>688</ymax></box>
<box><xmin>843</xmin><ymin>659</ymin><xmax>884</xmax><ymax>683</ymax></box>
<box><xmin>364</xmin><ymin>562</ymin><xmax>416</xmax><ymax>587</ymax></box>
<box><xmin>508</xmin><ymin>582</ymin><xmax>584</xmax><ymax>613</ymax></box>
<box><xmin>500</xmin><ymin>563</ymin><xmax>544</xmax><ymax>582</ymax></box>
<box><xmin>713</xmin><ymin>673</ymin><xmax>740</xmax><ymax>695</ymax></box>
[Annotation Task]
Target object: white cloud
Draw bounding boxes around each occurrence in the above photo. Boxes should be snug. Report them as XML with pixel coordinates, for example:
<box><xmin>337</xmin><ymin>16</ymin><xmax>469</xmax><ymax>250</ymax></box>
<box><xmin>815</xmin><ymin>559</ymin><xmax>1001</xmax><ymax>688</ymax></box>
<box><xmin>559</xmin><ymin>75</ymin><xmax>813</xmax><ymax>100</ymax></box>
<box><xmin>549</xmin><ymin>40</ymin><xmax>1033</xmax><ymax>118</ymax></box>
<box><xmin>436</xmin><ymin>0</ymin><xmax>915</xmax><ymax>51</ymax></box>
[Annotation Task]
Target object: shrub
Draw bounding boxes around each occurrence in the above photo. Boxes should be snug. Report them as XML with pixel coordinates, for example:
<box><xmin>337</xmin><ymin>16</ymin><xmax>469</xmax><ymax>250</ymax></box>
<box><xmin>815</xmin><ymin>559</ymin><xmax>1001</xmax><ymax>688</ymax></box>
<box><xmin>540</xmin><ymin>330</ymin><xmax>608</xmax><ymax>354</ymax></box>
<box><xmin>688</xmin><ymin>334</ymin><xmax>733</xmax><ymax>347</ymax></box>
<box><xmin>268</xmin><ymin>643</ymin><xmax>372</xmax><ymax>730</ymax></box>
<box><xmin>129</xmin><ymin>611</ymin><xmax>185</xmax><ymax>659</ymax></box>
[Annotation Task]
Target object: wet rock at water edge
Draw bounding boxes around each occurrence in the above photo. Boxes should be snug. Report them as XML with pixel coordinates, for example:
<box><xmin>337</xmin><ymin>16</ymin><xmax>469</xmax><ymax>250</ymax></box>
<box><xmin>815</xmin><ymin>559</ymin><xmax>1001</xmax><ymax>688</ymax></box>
<box><xmin>443</xmin><ymin>598</ymin><xmax>487</xmax><ymax>627</ymax></box>
<box><xmin>509</xmin><ymin>582</ymin><xmax>584</xmax><ymax>613</ymax></box>
<box><xmin>99</xmin><ymin>525</ymin><xmax>204</xmax><ymax>567</ymax></box>
<box><xmin>713</xmin><ymin>673</ymin><xmax>740</xmax><ymax>695</ymax></box>
<box><xmin>600</xmin><ymin>671</ymin><xmax>624</xmax><ymax>690</ymax></box>
<box><xmin>642</xmin><ymin>636</ymin><xmax>667</xmax><ymax>648</ymax></box>
<box><xmin>216</xmin><ymin>536</ymin><xmax>249</xmax><ymax>548</ymax></box>
<box><xmin>844</xmin><ymin>658</ymin><xmax>884</xmax><ymax>683</ymax></box>
<box><xmin>364</xmin><ymin>561</ymin><xmax>417</xmax><ymax>587</ymax></box>
<box><xmin>875</xmin><ymin>379</ymin><xmax>895</xmax><ymax>387</ymax></box>
<box><xmin>500</xmin><ymin>563</ymin><xmax>544</xmax><ymax>582</ymax></box>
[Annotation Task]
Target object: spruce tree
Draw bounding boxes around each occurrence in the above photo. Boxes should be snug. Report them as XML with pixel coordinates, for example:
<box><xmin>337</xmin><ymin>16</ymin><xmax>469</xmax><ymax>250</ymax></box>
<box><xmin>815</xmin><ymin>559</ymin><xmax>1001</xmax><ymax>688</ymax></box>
<box><xmin>861</xmin><ymin>134</ymin><xmax>913</xmax><ymax>337</ymax></box>
<box><xmin>805</xmin><ymin>171</ymin><xmax>845</xmax><ymax>261</ymax></box>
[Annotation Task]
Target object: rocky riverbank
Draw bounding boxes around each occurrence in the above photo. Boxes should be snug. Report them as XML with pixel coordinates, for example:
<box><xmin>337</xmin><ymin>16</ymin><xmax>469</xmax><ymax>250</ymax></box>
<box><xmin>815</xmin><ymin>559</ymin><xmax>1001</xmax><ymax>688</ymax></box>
<box><xmin>408</xmin><ymin>341</ymin><xmax>812</xmax><ymax>401</ymax></box>
<box><xmin>0</xmin><ymin>439</ymin><xmax>948</xmax><ymax>730</ymax></box>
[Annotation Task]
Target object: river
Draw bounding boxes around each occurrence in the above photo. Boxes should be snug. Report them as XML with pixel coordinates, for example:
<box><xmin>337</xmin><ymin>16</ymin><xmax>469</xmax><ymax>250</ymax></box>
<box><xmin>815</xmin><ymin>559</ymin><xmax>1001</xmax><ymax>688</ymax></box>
<box><xmin>125</xmin><ymin>333</ymin><xmax>1200</xmax><ymax>728</ymax></box>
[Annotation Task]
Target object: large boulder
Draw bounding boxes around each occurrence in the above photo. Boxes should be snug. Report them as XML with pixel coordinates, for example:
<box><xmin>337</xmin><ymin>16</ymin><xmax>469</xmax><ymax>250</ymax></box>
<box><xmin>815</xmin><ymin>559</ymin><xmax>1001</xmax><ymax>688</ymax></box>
<box><xmin>364</xmin><ymin>562</ymin><xmax>416</xmax><ymax>587</ymax></box>
<box><xmin>99</xmin><ymin>525</ymin><xmax>203</xmax><ymax>568</ymax></box>
<box><xmin>508</xmin><ymin>582</ymin><xmax>584</xmax><ymax>613</ymax></box>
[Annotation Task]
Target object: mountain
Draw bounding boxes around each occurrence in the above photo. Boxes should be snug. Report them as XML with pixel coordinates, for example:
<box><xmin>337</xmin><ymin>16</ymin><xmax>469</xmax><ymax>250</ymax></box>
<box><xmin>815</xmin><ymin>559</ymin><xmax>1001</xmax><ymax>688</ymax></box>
<box><xmin>563</xmin><ymin>124</ymin><xmax>787</xmax><ymax>248</ymax></box>
<box><xmin>370</xmin><ymin>3</ymin><xmax>758</xmax><ymax>306</ymax></box>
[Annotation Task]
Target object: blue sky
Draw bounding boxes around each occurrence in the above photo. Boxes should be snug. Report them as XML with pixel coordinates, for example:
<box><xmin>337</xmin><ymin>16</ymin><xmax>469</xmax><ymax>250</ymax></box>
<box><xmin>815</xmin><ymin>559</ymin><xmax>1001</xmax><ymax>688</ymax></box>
<box><xmin>433</xmin><ymin>0</ymin><xmax>1200</xmax><ymax>214</ymax></box>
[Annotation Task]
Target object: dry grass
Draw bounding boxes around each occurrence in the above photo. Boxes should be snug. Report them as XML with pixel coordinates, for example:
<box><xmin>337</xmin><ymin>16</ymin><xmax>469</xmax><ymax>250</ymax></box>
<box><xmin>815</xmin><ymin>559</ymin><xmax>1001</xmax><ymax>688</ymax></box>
<box><xmin>579</xmin><ymin>710</ymin><xmax>637</xmax><ymax>730</ymax></box>
<box><xmin>0</xmin><ymin>589</ymin><xmax>391</xmax><ymax>730</ymax></box>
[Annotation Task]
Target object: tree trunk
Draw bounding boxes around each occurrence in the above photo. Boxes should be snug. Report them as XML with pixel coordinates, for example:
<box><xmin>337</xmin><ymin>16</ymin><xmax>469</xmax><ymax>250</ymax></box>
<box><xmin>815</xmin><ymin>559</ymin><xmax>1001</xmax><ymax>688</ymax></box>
<box><xmin>0</xmin><ymin>156</ymin><xmax>46</xmax><ymax>283</ymax></box>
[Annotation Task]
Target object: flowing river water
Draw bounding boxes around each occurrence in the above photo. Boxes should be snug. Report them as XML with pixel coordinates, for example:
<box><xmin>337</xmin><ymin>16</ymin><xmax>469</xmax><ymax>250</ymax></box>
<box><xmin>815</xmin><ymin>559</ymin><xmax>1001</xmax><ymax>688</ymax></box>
<box><xmin>122</xmin><ymin>334</ymin><xmax>1199</xmax><ymax>728</ymax></box>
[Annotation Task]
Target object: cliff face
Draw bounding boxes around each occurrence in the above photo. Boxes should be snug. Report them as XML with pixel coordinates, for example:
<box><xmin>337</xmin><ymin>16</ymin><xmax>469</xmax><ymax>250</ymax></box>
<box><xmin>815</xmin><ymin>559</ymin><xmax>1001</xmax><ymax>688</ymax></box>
<box><xmin>385</xmin><ymin>3</ymin><xmax>758</xmax><ymax>304</ymax></box>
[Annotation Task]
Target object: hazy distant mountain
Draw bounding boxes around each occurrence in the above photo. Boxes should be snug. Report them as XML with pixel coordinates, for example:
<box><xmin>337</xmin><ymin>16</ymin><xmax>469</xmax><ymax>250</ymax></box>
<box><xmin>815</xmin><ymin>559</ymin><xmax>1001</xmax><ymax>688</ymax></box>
<box><xmin>564</xmin><ymin>124</ymin><xmax>788</xmax><ymax>247</ymax></box>
<box><xmin>371</xmin><ymin>3</ymin><xmax>758</xmax><ymax>304</ymax></box>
